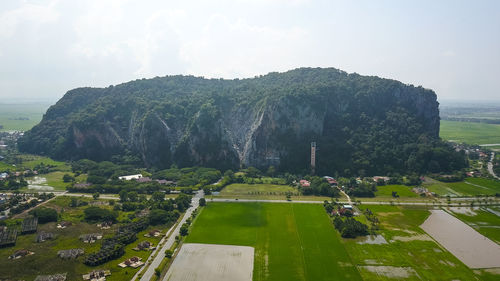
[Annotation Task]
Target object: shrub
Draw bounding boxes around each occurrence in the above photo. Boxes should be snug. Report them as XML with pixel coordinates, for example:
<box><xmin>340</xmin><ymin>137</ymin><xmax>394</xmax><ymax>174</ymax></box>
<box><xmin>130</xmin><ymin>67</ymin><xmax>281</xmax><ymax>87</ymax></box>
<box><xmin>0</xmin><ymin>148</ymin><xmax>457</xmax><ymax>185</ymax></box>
<box><xmin>84</xmin><ymin>206</ymin><xmax>118</xmax><ymax>222</ymax></box>
<box><xmin>30</xmin><ymin>207</ymin><xmax>58</xmax><ymax>223</ymax></box>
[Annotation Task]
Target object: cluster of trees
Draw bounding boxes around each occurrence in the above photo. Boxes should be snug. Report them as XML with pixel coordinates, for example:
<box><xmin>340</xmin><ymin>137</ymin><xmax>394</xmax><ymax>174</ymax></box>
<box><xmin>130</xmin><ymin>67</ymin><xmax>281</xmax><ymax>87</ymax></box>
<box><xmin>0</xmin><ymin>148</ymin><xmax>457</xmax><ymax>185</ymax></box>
<box><xmin>300</xmin><ymin>176</ymin><xmax>339</xmax><ymax>197</ymax></box>
<box><xmin>71</xmin><ymin>159</ymin><xmax>139</xmax><ymax>184</ymax></box>
<box><xmin>29</xmin><ymin>207</ymin><xmax>58</xmax><ymax>223</ymax></box>
<box><xmin>432</xmin><ymin>173</ymin><xmax>465</xmax><ymax>182</ymax></box>
<box><xmin>0</xmin><ymin>177</ymin><xmax>28</xmax><ymax>190</ymax></box>
<box><xmin>153</xmin><ymin>166</ymin><xmax>221</xmax><ymax>187</ymax></box>
<box><xmin>333</xmin><ymin>217</ymin><xmax>369</xmax><ymax>238</ymax></box>
<box><xmin>364</xmin><ymin>208</ymin><xmax>380</xmax><ymax>231</ymax></box>
<box><xmin>341</xmin><ymin>178</ymin><xmax>377</xmax><ymax>198</ymax></box>
<box><xmin>83</xmin><ymin>206</ymin><xmax>118</xmax><ymax>222</ymax></box>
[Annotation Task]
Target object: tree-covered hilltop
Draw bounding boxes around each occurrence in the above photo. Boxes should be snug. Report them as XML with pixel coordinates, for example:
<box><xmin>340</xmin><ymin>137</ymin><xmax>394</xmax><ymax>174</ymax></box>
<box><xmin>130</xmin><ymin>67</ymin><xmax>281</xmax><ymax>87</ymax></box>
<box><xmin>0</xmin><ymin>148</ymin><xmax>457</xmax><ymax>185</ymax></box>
<box><xmin>18</xmin><ymin>67</ymin><xmax>465</xmax><ymax>176</ymax></box>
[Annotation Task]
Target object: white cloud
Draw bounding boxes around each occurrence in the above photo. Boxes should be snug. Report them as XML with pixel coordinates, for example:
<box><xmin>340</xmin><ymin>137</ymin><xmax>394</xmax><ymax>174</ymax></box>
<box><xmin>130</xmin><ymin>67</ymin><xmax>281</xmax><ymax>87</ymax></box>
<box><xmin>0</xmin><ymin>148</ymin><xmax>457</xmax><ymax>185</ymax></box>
<box><xmin>180</xmin><ymin>14</ymin><xmax>310</xmax><ymax>78</ymax></box>
<box><xmin>0</xmin><ymin>0</ymin><xmax>59</xmax><ymax>38</ymax></box>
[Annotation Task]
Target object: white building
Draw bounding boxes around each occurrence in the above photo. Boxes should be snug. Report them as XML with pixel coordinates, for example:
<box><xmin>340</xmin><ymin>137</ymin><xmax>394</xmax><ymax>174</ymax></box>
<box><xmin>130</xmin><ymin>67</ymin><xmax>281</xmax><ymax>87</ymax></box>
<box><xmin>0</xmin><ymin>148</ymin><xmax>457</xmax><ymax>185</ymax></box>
<box><xmin>118</xmin><ymin>174</ymin><xmax>143</xmax><ymax>181</ymax></box>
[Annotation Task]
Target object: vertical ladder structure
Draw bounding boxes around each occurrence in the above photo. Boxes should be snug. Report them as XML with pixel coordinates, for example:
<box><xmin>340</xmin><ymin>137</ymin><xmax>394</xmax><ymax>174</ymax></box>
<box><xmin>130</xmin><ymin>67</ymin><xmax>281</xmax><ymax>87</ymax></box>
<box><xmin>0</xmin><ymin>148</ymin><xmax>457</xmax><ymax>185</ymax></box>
<box><xmin>311</xmin><ymin>142</ymin><xmax>316</xmax><ymax>175</ymax></box>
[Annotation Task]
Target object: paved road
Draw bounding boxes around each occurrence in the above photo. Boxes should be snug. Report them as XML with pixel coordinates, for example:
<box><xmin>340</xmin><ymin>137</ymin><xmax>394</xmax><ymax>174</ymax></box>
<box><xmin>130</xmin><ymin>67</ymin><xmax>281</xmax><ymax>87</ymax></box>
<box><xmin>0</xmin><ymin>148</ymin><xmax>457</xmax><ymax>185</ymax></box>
<box><xmin>133</xmin><ymin>190</ymin><xmax>204</xmax><ymax>281</ymax></box>
<box><xmin>488</xmin><ymin>152</ymin><xmax>500</xmax><ymax>180</ymax></box>
<box><xmin>209</xmin><ymin>198</ymin><xmax>498</xmax><ymax>206</ymax></box>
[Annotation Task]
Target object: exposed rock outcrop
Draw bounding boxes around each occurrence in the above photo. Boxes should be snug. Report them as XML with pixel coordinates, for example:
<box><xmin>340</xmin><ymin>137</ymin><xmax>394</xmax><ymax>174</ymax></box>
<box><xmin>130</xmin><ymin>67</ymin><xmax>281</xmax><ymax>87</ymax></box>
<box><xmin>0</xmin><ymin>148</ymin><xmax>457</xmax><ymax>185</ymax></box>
<box><xmin>19</xmin><ymin>68</ymin><xmax>443</xmax><ymax>175</ymax></box>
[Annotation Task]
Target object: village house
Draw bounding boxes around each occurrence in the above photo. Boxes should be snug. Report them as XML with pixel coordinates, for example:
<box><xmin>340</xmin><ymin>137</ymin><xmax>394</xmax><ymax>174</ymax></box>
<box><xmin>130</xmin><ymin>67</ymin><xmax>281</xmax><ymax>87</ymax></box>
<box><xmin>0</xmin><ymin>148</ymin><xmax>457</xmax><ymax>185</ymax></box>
<box><xmin>57</xmin><ymin>221</ymin><xmax>72</xmax><ymax>229</ymax></box>
<box><xmin>373</xmin><ymin>176</ymin><xmax>390</xmax><ymax>183</ymax></box>
<box><xmin>79</xmin><ymin>233</ymin><xmax>103</xmax><ymax>243</ymax></box>
<box><xmin>156</xmin><ymin>179</ymin><xmax>175</xmax><ymax>185</ymax></box>
<box><xmin>74</xmin><ymin>183</ymin><xmax>92</xmax><ymax>188</ymax></box>
<box><xmin>323</xmin><ymin>176</ymin><xmax>338</xmax><ymax>186</ymax></box>
<box><xmin>9</xmin><ymin>249</ymin><xmax>34</xmax><ymax>259</ymax></box>
<box><xmin>133</xmin><ymin>240</ymin><xmax>153</xmax><ymax>251</ymax></box>
<box><xmin>36</xmin><ymin>231</ymin><xmax>54</xmax><ymax>243</ymax></box>
<box><xmin>136</xmin><ymin>177</ymin><xmax>152</xmax><ymax>183</ymax></box>
<box><xmin>118</xmin><ymin>256</ymin><xmax>144</xmax><ymax>268</ymax></box>
<box><xmin>97</xmin><ymin>221</ymin><xmax>112</xmax><ymax>229</ymax></box>
<box><xmin>144</xmin><ymin>229</ymin><xmax>161</xmax><ymax>237</ymax></box>
<box><xmin>299</xmin><ymin>179</ymin><xmax>310</xmax><ymax>187</ymax></box>
<box><xmin>57</xmin><ymin>248</ymin><xmax>84</xmax><ymax>259</ymax></box>
<box><xmin>82</xmin><ymin>269</ymin><xmax>111</xmax><ymax>281</ymax></box>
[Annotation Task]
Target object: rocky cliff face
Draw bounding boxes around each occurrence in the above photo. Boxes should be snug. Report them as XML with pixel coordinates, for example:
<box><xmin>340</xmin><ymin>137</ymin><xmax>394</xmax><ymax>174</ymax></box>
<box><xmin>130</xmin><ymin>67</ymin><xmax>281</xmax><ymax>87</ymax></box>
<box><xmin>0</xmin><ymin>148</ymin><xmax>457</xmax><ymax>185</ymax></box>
<box><xmin>19</xmin><ymin>68</ymin><xmax>442</xmax><ymax>175</ymax></box>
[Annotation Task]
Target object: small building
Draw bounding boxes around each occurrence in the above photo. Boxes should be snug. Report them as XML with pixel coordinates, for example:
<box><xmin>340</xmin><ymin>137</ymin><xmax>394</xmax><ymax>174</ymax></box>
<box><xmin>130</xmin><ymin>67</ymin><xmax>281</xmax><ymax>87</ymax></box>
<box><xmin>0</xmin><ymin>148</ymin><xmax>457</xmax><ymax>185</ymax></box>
<box><xmin>156</xmin><ymin>179</ymin><xmax>175</xmax><ymax>185</ymax></box>
<box><xmin>343</xmin><ymin>204</ymin><xmax>353</xmax><ymax>210</ymax></box>
<box><xmin>323</xmin><ymin>176</ymin><xmax>338</xmax><ymax>186</ymax></box>
<box><xmin>118</xmin><ymin>256</ymin><xmax>144</xmax><ymax>268</ymax></box>
<box><xmin>74</xmin><ymin>183</ymin><xmax>92</xmax><ymax>188</ymax></box>
<box><xmin>83</xmin><ymin>269</ymin><xmax>111</xmax><ymax>281</ymax></box>
<box><xmin>373</xmin><ymin>176</ymin><xmax>390</xmax><ymax>183</ymax></box>
<box><xmin>79</xmin><ymin>233</ymin><xmax>103</xmax><ymax>243</ymax></box>
<box><xmin>118</xmin><ymin>174</ymin><xmax>143</xmax><ymax>181</ymax></box>
<box><xmin>144</xmin><ymin>229</ymin><xmax>161</xmax><ymax>237</ymax></box>
<box><xmin>57</xmin><ymin>221</ymin><xmax>72</xmax><ymax>229</ymax></box>
<box><xmin>97</xmin><ymin>221</ymin><xmax>113</xmax><ymax>229</ymax></box>
<box><xmin>9</xmin><ymin>249</ymin><xmax>34</xmax><ymax>259</ymax></box>
<box><xmin>299</xmin><ymin>180</ymin><xmax>310</xmax><ymax>187</ymax></box>
<box><xmin>134</xmin><ymin>240</ymin><xmax>153</xmax><ymax>251</ymax></box>
<box><xmin>136</xmin><ymin>177</ymin><xmax>152</xmax><ymax>183</ymax></box>
<box><xmin>57</xmin><ymin>248</ymin><xmax>84</xmax><ymax>259</ymax></box>
<box><xmin>36</xmin><ymin>231</ymin><xmax>54</xmax><ymax>243</ymax></box>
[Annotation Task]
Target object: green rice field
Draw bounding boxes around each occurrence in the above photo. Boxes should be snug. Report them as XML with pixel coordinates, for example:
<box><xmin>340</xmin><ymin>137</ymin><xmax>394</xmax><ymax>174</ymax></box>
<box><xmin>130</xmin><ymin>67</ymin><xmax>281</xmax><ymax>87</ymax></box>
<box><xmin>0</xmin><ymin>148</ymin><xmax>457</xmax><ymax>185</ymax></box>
<box><xmin>186</xmin><ymin>202</ymin><xmax>362</xmax><ymax>281</ymax></box>
<box><xmin>440</xmin><ymin>120</ymin><xmax>500</xmax><ymax>145</ymax></box>
<box><xmin>375</xmin><ymin>185</ymin><xmax>419</xmax><ymax>198</ymax></box>
<box><xmin>424</xmin><ymin>177</ymin><xmax>500</xmax><ymax>196</ymax></box>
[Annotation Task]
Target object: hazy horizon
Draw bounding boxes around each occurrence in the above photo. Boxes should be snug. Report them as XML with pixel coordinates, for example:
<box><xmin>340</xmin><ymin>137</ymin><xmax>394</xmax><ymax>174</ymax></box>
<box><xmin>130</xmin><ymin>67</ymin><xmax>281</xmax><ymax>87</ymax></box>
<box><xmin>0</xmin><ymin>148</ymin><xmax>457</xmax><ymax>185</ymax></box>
<box><xmin>0</xmin><ymin>0</ymin><xmax>499</xmax><ymax>103</ymax></box>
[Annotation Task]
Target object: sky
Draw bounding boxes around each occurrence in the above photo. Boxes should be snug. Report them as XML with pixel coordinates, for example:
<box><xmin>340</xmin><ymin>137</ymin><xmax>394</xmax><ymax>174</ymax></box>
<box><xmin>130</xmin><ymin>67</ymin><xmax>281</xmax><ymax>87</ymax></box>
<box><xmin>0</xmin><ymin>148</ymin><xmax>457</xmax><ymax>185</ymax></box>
<box><xmin>0</xmin><ymin>0</ymin><xmax>499</xmax><ymax>103</ymax></box>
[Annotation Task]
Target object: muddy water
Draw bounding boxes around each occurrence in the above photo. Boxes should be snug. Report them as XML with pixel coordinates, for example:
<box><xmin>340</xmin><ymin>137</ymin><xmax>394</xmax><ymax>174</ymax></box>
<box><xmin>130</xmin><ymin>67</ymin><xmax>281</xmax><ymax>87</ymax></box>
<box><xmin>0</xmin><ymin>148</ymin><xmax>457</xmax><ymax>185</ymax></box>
<box><xmin>421</xmin><ymin>210</ymin><xmax>500</xmax><ymax>269</ymax></box>
<box><xmin>27</xmin><ymin>176</ymin><xmax>54</xmax><ymax>191</ymax></box>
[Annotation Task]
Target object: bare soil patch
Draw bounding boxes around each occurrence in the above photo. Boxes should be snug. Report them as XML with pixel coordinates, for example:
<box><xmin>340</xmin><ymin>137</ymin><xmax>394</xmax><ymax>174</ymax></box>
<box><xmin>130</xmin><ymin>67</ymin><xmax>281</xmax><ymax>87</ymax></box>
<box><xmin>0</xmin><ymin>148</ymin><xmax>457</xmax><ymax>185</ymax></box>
<box><xmin>163</xmin><ymin>243</ymin><xmax>254</xmax><ymax>281</ymax></box>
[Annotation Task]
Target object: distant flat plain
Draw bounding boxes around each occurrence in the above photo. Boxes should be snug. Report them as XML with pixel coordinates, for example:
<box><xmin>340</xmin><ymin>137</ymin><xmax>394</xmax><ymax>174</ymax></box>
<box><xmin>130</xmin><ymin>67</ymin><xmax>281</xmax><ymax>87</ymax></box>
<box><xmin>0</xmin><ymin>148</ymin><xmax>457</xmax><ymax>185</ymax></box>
<box><xmin>0</xmin><ymin>103</ymin><xmax>49</xmax><ymax>131</ymax></box>
<box><xmin>440</xmin><ymin>120</ymin><xmax>500</xmax><ymax>145</ymax></box>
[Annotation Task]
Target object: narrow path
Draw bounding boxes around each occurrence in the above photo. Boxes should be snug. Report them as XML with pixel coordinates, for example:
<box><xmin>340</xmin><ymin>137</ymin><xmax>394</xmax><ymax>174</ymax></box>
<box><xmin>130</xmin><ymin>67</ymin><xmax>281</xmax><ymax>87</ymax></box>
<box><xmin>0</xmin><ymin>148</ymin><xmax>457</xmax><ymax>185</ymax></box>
<box><xmin>11</xmin><ymin>195</ymin><xmax>56</xmax><ymax>219</ymax></box>
<box><xmin>487</xmin><ymin>152</ymin><xmax>500</xmax><ymax>180</ymax></box>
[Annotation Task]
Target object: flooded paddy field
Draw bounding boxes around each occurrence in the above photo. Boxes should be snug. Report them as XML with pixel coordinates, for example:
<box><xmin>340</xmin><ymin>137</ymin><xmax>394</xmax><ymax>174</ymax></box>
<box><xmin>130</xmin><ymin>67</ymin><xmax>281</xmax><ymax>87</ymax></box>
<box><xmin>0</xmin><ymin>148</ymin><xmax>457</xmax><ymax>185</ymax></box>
<box><xmin>345</xmin><ymin>205</ymin><xmax>486</xmax><ymax>280</ymax></box>
<box><xmin>421</xmin><ymin>209</ymin><xmax>500</xmax><ymax>269</ymax></box>
<box><xmin>27</xmin><ymin>176</ymin><xmax>54</xmax><ymax>191</ymax></box>
<box><xmin>446</xmin><ymin>207</ymin><xmax>500</xmax><ymax>245</ymax></box>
